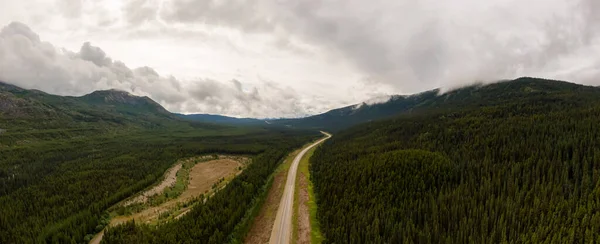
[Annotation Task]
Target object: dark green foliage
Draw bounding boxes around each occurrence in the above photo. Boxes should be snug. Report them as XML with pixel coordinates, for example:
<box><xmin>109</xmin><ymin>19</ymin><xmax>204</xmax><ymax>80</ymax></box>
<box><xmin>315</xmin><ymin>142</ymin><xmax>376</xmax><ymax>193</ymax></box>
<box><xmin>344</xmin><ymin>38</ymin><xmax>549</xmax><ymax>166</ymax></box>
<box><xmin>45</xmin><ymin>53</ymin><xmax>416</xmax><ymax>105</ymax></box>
<box><xmin>177</xmin><ymin>113</ymin><xmax>266</xmax><ymax>126</ymax></box>
<box><xmin>0</xmin><ymin>80</ymin><xmax>224</xmax><ymax>135</ymax></box>
<box><xmin>0</xmin><ymin>81</ymin><xmax>321</xmax><ymax>243</ymax></box>
<box><xmin>101</xmin><ymin>134</ymin><xmax>315</xmax><ymax>243</ymax></box>
<box><xmin>311</xmin><ymin>78</ymin><xmax>600</xmax><ymax>243</ymax></box>
<box><xmin>0</xmin><ymin>128</ymin><xmax>317</xmax><ymax>243</ymax></box>
<box><xmin>270</xmin><ymin>92</ymin><xmax>437</xmax><ymax>131</ymax></box>
<box><xmin>312</xmin><ymin>150</ymin><xmax>457</xmax><ymax>243</ymax></box>
<box><xmin>270</xmin><ymin>77</ymin><xmax>597</xmax><ymax>131</ymax></box>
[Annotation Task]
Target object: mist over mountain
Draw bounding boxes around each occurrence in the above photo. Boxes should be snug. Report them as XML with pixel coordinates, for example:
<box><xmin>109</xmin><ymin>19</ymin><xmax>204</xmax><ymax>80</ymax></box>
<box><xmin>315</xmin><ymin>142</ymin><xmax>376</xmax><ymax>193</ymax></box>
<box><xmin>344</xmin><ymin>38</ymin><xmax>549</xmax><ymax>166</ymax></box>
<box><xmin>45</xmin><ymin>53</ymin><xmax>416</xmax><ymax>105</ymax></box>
<box><xmin>4</xmin><ymin>76</ymin><xmax>593</xmax><ymax>134</ymax></box>
<box><xmin>4</xmin><ymin>1</ymin><xmax>600</xmax><ymax>243</ymax></box>
<box><xmin>2</xmin><ymin>0</ymin><xmax>600</xmax><ymax>118</ymax></box>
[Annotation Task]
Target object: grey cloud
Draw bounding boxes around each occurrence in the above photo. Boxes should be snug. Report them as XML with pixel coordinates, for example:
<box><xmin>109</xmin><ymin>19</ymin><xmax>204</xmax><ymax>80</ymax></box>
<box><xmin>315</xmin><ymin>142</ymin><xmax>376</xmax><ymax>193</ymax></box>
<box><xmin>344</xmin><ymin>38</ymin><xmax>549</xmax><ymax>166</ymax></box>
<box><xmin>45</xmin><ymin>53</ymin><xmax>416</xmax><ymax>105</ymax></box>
<box><xmin>123</xmin><ymin>0</ymin><xmax>159</xmax><ymax>25</ymax></box>
<box><xmin>183</xmin><ymin>77</ymin><xmax>307</xmax><ymax>118</ymax></box>
<box><xmin>231</xmin><ymin>79</ymin><xmax>243</xmax><ymax>92</ymax></box>
<box><xmin>160</xmin><ymin>0</ymin><xmax>275</xmax><ymax>32</ymax></box>
<box><xmin>581</xmin><ymin>0</ymin><xmax>600</xmax><ymax>43</ymax></box>
<box><xmin>0</xmin><ymin>22</ymin><xmax>40</xmax><ymax>43</ymax></box>
<box><xmin>79</xmin><ymin>42</ymin><xmax>113</xmax><ymax>66</ymax></box>
<box><xmin>57</xmin><ymin>0</ymin><xmax>83</xmax><ymax>18</ymax></box>
<box><xmin>156</xmin><ymin>0</ymin><xmax>600</xmax><ymax>93</ymax></box>
<box><xmin>0</xmin><ymin>22</ymin><xmax>310</xmax><ymax>117</ymax></box>
<box><xmin>134</xmin><ymin>66</ymin><xmax>160</xmax><ymax>77</ymax></box>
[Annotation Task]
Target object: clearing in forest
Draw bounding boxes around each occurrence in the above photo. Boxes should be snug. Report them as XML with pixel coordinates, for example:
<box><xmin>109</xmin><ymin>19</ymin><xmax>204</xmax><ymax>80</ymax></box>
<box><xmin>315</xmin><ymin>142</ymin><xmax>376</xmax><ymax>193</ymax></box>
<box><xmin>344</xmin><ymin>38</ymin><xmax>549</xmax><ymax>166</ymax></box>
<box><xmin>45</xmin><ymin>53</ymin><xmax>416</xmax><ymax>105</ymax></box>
<box><xmin>90</xmin><ymin>156</ymin><xmax>248</xmax><ymax>244</ymax></box>
<box><xmin>112</xmin><ymin>157</ymin><xmax>246</xmax><ymax>225</ymax></box>
<box><xmin>123</xmin><ymin>163</ymin><xmax>183</xmax><ymax>206</ymax></box>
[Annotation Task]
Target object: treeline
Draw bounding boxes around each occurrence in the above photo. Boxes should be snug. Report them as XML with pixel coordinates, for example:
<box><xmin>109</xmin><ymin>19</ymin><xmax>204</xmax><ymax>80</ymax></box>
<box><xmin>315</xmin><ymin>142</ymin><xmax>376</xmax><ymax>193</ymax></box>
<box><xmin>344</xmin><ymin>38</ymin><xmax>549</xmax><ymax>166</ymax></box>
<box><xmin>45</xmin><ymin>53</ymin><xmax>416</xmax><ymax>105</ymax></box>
<box><xmin>311</xmin><ymin>80</ymin><xmax>600</xmax><ymax>243</ymax></box>
<box><xmin>0</xmin><ymin>127</ymin><xmax>319</xmax><ymax>243</ymax></box>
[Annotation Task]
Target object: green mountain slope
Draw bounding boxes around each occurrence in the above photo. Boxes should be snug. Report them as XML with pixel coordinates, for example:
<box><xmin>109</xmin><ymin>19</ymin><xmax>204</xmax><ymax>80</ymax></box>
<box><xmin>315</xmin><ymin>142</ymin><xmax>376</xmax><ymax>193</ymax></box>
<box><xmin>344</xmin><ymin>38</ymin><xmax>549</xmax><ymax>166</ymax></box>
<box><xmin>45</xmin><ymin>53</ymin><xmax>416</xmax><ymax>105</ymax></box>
<box><xmin>177</xmin><ymin>113</ymin><xmax>267</xmax><ymax>126</ymax></box>
<box><xmin>0</xmin><ymin>81</ymin><xmax>231</xmax><ymax>146</ymax></box>
<box><xmin>271</xmin><ymin>77</ymin><xmax>596</xmax><ymax>131</ymax></box>
<box><xmin>0</xmin><ymin>80</ymin><xmax>321</xmax><ymax>243</ymax></box>
<box><xmin>310</xmin><ymin>77</ymin><xmax>600</xmax><ymax>243</ymax></box>
<box><xmin>269</xmin><ymin>93</ymin><xmax>436</xmax><ymax>131</ymax></box>
<box><xmin>0</xmin><ymin>81</ymin><xmax>179</xmax><ymax>129</ymax></box>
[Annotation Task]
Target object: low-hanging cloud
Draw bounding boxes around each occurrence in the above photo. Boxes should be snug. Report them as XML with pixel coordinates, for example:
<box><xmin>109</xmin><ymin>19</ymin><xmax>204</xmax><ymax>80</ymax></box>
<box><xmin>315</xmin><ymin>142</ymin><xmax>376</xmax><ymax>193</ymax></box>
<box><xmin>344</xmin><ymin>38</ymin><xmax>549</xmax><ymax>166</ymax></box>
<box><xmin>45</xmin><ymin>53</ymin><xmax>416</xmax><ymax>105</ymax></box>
<box><xmin>2</xmin><ymin>0</ymin><xmax>600</xmax><ymax>118</ymax></box>
<box><xmin>157</xmin><ymin>0</ymin><xmax>600</xmax><ymax>93</ymax></box>
<box><xmin>0</xmin><ymin>22</ymin><xmax>307</xmax><ymax>118</ymax></box>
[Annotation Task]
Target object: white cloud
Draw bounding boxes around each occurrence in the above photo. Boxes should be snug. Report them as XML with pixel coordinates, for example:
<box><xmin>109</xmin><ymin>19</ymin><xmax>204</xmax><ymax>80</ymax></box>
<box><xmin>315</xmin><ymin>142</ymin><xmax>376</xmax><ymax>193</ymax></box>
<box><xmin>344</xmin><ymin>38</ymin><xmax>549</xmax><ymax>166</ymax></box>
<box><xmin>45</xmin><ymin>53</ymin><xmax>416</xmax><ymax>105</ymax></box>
<box><xmin>155</xmin><ymin>0</ymin><xmax>600</xmax><ymax>91</ymax></box>
<box><xmin>1</xmin><ymin>0</ymin><xmax>600</xmax><ymax>118</ymax></box>
<box><xmin>0</xmin><ymin>22</ymin><xmax>315</xmax><ymax>118</ymax></box>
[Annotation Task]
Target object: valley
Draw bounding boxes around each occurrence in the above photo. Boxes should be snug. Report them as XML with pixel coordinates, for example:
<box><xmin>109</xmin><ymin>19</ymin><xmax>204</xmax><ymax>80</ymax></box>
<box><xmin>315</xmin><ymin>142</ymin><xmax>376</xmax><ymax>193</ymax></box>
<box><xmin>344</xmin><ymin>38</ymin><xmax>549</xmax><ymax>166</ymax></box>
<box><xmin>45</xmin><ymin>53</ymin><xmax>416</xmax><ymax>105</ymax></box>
<box><xmin>2</xmin><ymin>77</ymin><xmax>600</xmax><ymax>243</ymax></box>
<box><xmin>0</xmin><ymin>80</ymin><xmax>321</xmax><ymax>243</ymax></box>
<box><xmin>3</xmin><ymin>3</ymin><xmax>599</xmax><ymax>242</ymax></box>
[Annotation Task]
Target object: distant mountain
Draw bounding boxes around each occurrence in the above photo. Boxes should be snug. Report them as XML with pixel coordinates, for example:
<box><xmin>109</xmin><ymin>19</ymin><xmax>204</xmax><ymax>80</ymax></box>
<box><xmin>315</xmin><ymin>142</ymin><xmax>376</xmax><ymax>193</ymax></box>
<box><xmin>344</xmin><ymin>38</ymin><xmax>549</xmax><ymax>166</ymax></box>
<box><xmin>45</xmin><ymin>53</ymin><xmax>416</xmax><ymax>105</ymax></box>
<box><xmin>177</xmin><ymin>113</ymin><xmax>266</xmax><ymax>126</ymax></box>
<box><xmin>2</xmin><ymin>77</ymin><xmax>594</xmax><ymax>134</ymax></box>
<box><xmin>80</xmin><ymin>89</ymin><xmax>170</xmax><ymax>115</ymax></box>
<box><xmin>269</xmin><ymin>77</ymin><xmax>597</xmax><ymax>131</ymax></box>
<box><xmin>0</xmin><ymin>81</ymin><xmax>221</xmax><ymax>135</ymax></box>
<box><xmin>269</xmin><ymin>92</ymin><xmax>438</xmax><ymax>131</ymax></box>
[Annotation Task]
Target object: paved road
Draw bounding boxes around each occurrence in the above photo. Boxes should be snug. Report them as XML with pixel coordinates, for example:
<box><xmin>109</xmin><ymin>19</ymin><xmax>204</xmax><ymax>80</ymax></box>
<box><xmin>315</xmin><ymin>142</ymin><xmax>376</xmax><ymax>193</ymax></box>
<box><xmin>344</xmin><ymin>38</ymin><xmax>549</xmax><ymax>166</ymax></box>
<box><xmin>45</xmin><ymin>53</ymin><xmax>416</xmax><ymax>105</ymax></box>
<box><xmin>269</xmin><ymin>132</ymin><xmax>331</xmax><ymax>244</ymax></box>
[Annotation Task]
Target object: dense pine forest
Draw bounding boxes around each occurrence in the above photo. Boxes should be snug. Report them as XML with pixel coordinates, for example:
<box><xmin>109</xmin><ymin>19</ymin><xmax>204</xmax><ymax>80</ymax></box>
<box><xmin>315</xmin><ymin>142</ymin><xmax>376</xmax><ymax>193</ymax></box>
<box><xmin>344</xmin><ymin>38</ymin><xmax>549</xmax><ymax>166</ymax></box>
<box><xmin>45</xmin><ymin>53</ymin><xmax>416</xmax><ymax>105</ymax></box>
<box><xmin>0</xmin><ymin>81</ymin><xmax>321</xmax><ymax>243</ymax></box>
<box><xmin>0</xmin><ymin>127</ymin><xmax>318</xmax><ymax>243</ymax></box>
<box><xmin>6</xmin><ymin>77</ymin><xmax>600</xmax><ymax>243</ymax></box>
<box><xmin>311</xmin><ymin>78</ymin><xmax>600</xmax><ymax>243</ymax></box>
<box><xmin>101</xmin><ymin>138</ymin><xmax>304</xmax><ymax>243</ymax></box>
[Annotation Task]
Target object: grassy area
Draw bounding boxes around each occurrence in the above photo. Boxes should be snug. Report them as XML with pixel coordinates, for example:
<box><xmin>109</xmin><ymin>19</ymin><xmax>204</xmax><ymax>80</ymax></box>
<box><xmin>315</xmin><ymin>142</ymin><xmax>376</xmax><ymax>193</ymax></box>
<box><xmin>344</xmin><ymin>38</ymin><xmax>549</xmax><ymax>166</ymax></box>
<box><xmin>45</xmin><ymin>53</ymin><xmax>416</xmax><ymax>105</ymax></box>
<box><xmin>298</xmin><ymin>145</ymin><xmax>325</xmax><ymax>244</ymax></box>
<box><xmin>111</xmin><ymin>156</ymin><xmax>214</xmax><ymax>216</ymax></box>
<box><xmin>108</xmin><ymin>155</ymin><xmax>255</xmax><ymax>227</ymax></box>
<box><xmin>291</xmin><ymin>137</ymin><xmax>329</xmax><ymax>244</ymax></box>
<box><xmin>292</xmin><ymin>151</ymin><xmax>301</xmax><ymax>244</ymax></box>
<box><xmin>236</xmin><ymin>146</ymin><xmax>299</xmax><ymax>243</ymax></box>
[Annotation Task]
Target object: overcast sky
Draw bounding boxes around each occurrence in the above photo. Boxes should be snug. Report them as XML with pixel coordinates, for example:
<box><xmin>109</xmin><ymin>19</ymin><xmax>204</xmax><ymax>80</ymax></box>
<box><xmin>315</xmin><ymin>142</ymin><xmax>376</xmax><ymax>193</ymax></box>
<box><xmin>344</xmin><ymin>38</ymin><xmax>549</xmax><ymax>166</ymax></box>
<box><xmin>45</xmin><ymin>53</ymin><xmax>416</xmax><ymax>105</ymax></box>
<box><xmin>0</xmin><ymin>0</ymin><xmax>598</xmax><ymax>118</ymax></box>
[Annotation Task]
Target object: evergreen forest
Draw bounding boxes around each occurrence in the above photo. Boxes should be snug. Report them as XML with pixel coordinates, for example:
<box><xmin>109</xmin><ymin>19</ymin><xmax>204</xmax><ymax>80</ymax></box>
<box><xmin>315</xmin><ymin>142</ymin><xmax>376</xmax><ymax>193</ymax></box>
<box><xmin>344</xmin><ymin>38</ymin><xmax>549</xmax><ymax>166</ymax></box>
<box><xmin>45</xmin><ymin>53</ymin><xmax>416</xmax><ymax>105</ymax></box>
<box><xmin>311</xmin><ymin>78</ymin><xmax>600</xmax><ymax>243</ymax></box>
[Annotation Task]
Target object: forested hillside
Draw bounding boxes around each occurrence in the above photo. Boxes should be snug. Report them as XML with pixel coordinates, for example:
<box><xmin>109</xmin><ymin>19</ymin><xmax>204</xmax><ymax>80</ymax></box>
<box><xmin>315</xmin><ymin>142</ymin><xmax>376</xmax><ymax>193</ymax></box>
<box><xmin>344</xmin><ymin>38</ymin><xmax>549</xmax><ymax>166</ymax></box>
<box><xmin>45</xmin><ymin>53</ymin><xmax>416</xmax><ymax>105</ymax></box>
<box><xmin>271</xmin><ymin>77</ymin><xmax>598</xmax><ymax>132</ymax></box>
<box><xmin>0</xmin><ymin>80</ymin><xmax>201</xmax><ymax>135</ymax></box>
<box><xmin>311</xmin><ymin>78</ymin><xmax>600</xmax><ymax>243</ymax></box>
<box><xmin>177</xmin><ymin>113</ymin><xmax>266</xmax><ymax>126</ymax></box>
<box><xmin>269</xmin><ymin>92</ymin><xmax>438</xmax><ymax>131</ymax></box>
<box><xmin>0</xmin><ymin>81</ymin><xmax>321</xmax><ymax>243</ymax></box>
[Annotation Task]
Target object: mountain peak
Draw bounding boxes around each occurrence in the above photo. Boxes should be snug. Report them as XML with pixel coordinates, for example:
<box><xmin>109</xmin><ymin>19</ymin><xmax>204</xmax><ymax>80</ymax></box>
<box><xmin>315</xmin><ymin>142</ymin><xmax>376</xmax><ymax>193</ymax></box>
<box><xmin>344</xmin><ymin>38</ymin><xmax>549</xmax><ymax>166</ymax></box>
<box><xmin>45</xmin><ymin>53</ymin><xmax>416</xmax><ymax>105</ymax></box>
<box><xmin>84</xmin><ymin>89</ymin><xmax>149</xmax><ymax>104</ymax></box>
<box><xmin>81</xmin><ymin>89</ymin><xmax>170</xmax><ymax>115</ymax></box>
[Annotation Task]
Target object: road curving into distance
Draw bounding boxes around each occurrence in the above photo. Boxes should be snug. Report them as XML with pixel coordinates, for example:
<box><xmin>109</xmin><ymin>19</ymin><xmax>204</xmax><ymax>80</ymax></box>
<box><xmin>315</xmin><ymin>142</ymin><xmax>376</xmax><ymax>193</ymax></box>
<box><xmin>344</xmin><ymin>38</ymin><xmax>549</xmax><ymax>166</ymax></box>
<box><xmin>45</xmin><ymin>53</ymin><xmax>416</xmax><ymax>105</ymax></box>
<box><xmin>269</xmin><ymin>131</ymin><xmax>331</xmax><ymax>244</ymax></box>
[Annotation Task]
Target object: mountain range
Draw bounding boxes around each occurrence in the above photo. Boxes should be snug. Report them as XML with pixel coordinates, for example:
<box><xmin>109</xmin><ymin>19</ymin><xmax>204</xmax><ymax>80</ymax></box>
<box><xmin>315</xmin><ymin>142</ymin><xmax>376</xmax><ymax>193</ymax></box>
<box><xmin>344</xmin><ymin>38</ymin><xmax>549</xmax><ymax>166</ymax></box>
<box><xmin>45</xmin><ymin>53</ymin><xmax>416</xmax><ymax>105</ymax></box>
<box><xmin>3</xmin><ymin>76</ymin><xmax>600</xmax><ymax>243</ymax></box>
<box><xmin>2</xmin><ymin>77</ymin><xmax>597</xmax><ymax>134</ymax></box>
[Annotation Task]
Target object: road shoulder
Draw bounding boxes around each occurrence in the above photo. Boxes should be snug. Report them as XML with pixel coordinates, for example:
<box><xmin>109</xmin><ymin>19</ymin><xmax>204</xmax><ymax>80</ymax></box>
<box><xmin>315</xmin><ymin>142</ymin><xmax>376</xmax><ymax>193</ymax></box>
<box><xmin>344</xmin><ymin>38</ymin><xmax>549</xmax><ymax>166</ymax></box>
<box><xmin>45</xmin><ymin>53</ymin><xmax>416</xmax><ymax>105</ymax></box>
<box><xmin>295</xmin><ymin>145</ymin><xmax>325</xmax><ymax>244</ymax></box>
<box><xmin>244</xmin><ymin>148</ymin><xmax>299</xmax><ymax>243</ymax></box>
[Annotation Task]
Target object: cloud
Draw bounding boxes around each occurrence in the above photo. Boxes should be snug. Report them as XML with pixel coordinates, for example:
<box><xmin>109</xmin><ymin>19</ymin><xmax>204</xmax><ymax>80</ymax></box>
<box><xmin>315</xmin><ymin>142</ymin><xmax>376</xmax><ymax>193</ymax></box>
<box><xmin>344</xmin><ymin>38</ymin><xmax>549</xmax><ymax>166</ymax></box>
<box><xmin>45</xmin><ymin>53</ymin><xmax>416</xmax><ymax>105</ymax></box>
<box><xmin>78</xmin><ymin>41</ymin><xmax>113</xmax><ymax>66</ymax></box>
<box><xmin>0</xmin><ymin>21</ymin><xmax>308</xmax><ymax>118</ymax></box>
<box><xmin>160</xmin><ymin>0</ymin><xmax>275</xmax><ymax>32</ymax></box>
<box><xmin>3</xmin><ymin>0</ymin><xmax>600</xmax><ymax>118</ymax></box>
<box><xmin>122</xmin><ymin>0</ymin><xmax>159</xmax><ymax>26</ymax></box>
<box><xmin>57</xmin><ymin>0</ymin><xmax>83</xmax><ymax>19</ymax></box>
<box><xmin>158</xmin><ymin>0</ymin><xmax>600</xmax><ymax>92</ymax></box>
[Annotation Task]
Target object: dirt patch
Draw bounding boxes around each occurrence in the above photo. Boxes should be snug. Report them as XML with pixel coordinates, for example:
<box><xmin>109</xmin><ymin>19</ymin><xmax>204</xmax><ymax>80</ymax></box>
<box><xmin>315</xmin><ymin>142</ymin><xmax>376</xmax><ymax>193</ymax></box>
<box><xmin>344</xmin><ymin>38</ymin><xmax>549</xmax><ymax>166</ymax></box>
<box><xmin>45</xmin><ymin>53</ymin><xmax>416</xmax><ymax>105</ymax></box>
<box><xmin>244</xmin><ymin>163</ymin><xmax>288</xmax><ymax>244</ymax></box>
<box><xmin>123</xmin><ymin>163</ymin><xmax>182</xmax><ymax>206</ymax></box>
<box><xmin>89</xmin><ymin>232</ymin><xmax>103</xmax><ymax>244</ymax></box>
<box><xmin>296</xmin><ymin>172</ymin><xmax>311</xmax><ymax>244</ymax></box>
<box><xmin>181</xmin><ymin>158</ymin><xmax>241</xmax><ymax>200</ymax></box>
<box><xmin>109</xmin><ymin>158</ymin><xmax>243</xmax><ymax>226</ymax></box>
